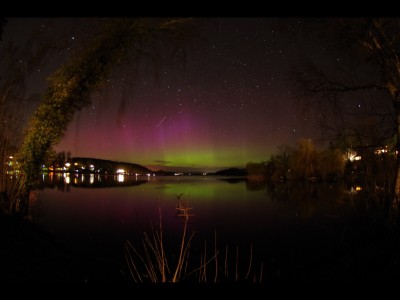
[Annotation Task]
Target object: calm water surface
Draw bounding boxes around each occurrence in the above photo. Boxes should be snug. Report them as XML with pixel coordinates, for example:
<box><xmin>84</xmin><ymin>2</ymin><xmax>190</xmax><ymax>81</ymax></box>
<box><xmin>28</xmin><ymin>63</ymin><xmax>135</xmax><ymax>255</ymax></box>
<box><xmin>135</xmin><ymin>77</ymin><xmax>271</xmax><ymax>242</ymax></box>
<box><xmin>32</xmin><ymin>173</ymin><xmax>381</xmax><ymax>282</ymax></box>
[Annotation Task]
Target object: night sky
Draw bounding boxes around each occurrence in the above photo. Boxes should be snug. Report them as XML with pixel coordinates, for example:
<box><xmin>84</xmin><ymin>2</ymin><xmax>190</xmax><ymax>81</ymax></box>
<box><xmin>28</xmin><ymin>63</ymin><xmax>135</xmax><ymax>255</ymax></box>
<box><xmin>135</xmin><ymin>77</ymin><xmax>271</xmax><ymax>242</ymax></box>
<box><xmin>4</xmin><ymin>18</ymin><xmax>331</xmax><ymax>172</ymax></box>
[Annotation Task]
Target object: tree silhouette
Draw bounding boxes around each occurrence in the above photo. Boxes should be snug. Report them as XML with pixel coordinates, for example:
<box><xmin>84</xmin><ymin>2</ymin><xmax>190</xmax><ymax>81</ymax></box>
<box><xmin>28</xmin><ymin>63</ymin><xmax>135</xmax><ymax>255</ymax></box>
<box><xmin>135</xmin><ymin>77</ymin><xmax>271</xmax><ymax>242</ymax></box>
<box><xmin>295</xmin><ymin>18</ymin><xmax>400</xmax><ymax>210</ymax></box>
<box><xmin>0</xmin><ymin>18</ymin><xmax>73</xmax><ymax>213</ymax></box>
<box><xmin>291</xmin><ymin>138</ymin><xmax>319</xmax><ymax>179</ymax></box>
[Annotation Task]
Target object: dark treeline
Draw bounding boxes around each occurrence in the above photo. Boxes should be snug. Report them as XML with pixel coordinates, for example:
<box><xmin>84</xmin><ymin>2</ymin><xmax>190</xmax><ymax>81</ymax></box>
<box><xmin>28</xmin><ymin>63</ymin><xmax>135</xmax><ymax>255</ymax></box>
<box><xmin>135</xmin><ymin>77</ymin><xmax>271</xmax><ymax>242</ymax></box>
<box><xmin>246</xmin><ymin>138</ymin><xmax>396</xmax><ymax>191</ymax></box>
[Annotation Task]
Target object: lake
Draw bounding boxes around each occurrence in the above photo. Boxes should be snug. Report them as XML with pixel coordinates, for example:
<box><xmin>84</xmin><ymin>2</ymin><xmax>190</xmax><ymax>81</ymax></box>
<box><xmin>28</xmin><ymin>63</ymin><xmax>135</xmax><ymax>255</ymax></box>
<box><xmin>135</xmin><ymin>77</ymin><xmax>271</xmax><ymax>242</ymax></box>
<box><xmin>31</xmin><ymin>173</ymin><xmax>397</xmax><ymax>282</ymax></box>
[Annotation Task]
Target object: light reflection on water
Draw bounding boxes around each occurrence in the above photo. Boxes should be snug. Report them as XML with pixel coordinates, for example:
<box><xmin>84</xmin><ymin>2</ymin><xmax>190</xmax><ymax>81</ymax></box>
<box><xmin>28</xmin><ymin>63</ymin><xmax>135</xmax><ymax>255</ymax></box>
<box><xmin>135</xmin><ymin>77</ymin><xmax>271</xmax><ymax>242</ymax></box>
<box><xmin>32</xmin><ymin>174</ymin><xmax>378</xmax><ymax>281</ymax></box>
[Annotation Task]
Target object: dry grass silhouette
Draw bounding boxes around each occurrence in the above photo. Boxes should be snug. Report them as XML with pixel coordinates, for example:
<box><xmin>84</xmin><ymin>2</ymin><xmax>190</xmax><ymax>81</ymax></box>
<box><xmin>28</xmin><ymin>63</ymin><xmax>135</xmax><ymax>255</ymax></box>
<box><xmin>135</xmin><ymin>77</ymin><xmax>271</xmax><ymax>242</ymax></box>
<box><xmin>124</xmin><ymin>207</ymin><xmax>263</xmax><ymax>283</ymax></box>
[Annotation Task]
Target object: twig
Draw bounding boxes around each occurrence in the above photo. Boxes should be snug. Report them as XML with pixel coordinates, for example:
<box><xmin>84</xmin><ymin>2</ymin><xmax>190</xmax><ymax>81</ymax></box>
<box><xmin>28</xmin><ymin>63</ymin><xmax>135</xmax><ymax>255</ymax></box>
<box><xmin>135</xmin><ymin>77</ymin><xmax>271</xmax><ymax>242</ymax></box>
<box><xmin>124</xmin><ymin>241</ymin><xmax>143</xmax><ymax>283</ymax></box>
<box><xmin>235</xmin><ymin>245</ymin><xmax>239</xmax><ymax>282</ymax></box>
<box><xmin>172</xmin><ymin>219</ymin><xmax>188</xmax><ymax>282</ymax></box>
<box><xmin>224</xmin><ymin>245</ymin><xmax>228</xmax><ymax>279</ymax></box>
<box><xmin>158</xmin><ymin>208</ymin><xmax>166</xmax><ymax>282</ymax></box>
<box><xmin>214</xmin><ymin>230</ymin><xmax>218</xmax><ymax>283</ymax></box>
<box><xmin>245</xmin><ymin>244</ymin><xmax>253</xmax><ymax>280</ymax></box>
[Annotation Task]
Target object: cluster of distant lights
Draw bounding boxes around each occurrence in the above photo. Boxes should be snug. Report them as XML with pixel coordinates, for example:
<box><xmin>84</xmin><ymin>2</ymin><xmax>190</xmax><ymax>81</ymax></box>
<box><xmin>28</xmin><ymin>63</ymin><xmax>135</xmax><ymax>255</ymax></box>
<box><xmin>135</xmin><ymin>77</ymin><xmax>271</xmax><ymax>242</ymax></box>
<box><xmin>346</xmin><ymin>146</ymin><xmax>392</xmax><ymax>162</ymax></box>
<box><xmin>116</xmin><ymin>169</ymin><xmax>155</xmax><ymax>183</ymax></box>
<box><xmin>45</xmin><ymin>168</ymin><xmax>209</xmax><ymax>185</ymax></box>
<box><xmin>349</xmin><ymin>185</ymin><xmax>363</xmax><ymax>194</ymax></box>
<box><xmin>39</xmin><ymin>162</ymin><xmax>212</xmax><ymax>186</ymax></box>
<box><xmin>44</xmin><ymin>162</ymin><xmax>157</xmax><ymax>176</ymax></box>
<box><xmin>45</xmin><ymin>169</ymin><xmax>156</xmax><ymax>184</ymax></box>
<box><xmin>5</xmin><ymin>156</ymin><xmax>20</xmax><ymax>176</ymax></box>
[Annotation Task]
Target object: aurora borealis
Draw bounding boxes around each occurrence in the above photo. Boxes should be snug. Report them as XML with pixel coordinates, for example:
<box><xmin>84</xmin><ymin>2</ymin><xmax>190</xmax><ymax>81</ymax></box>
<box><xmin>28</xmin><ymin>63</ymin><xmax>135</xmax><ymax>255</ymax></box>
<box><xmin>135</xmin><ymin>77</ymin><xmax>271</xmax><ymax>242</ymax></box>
<box><xmin>5</xmin><ymin>18</ymin><xmax>324</xmax><ymax>172</ymax></box>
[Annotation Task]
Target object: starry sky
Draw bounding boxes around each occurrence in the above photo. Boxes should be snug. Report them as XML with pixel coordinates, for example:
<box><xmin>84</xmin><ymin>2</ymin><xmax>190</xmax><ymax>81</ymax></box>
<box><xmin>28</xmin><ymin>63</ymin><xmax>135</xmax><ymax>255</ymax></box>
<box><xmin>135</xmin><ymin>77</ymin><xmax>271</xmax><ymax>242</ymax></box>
<box><xmin>3</xmin><ymin>18</ymin><xmax>341</xmax><ymax>172</ymax></box>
